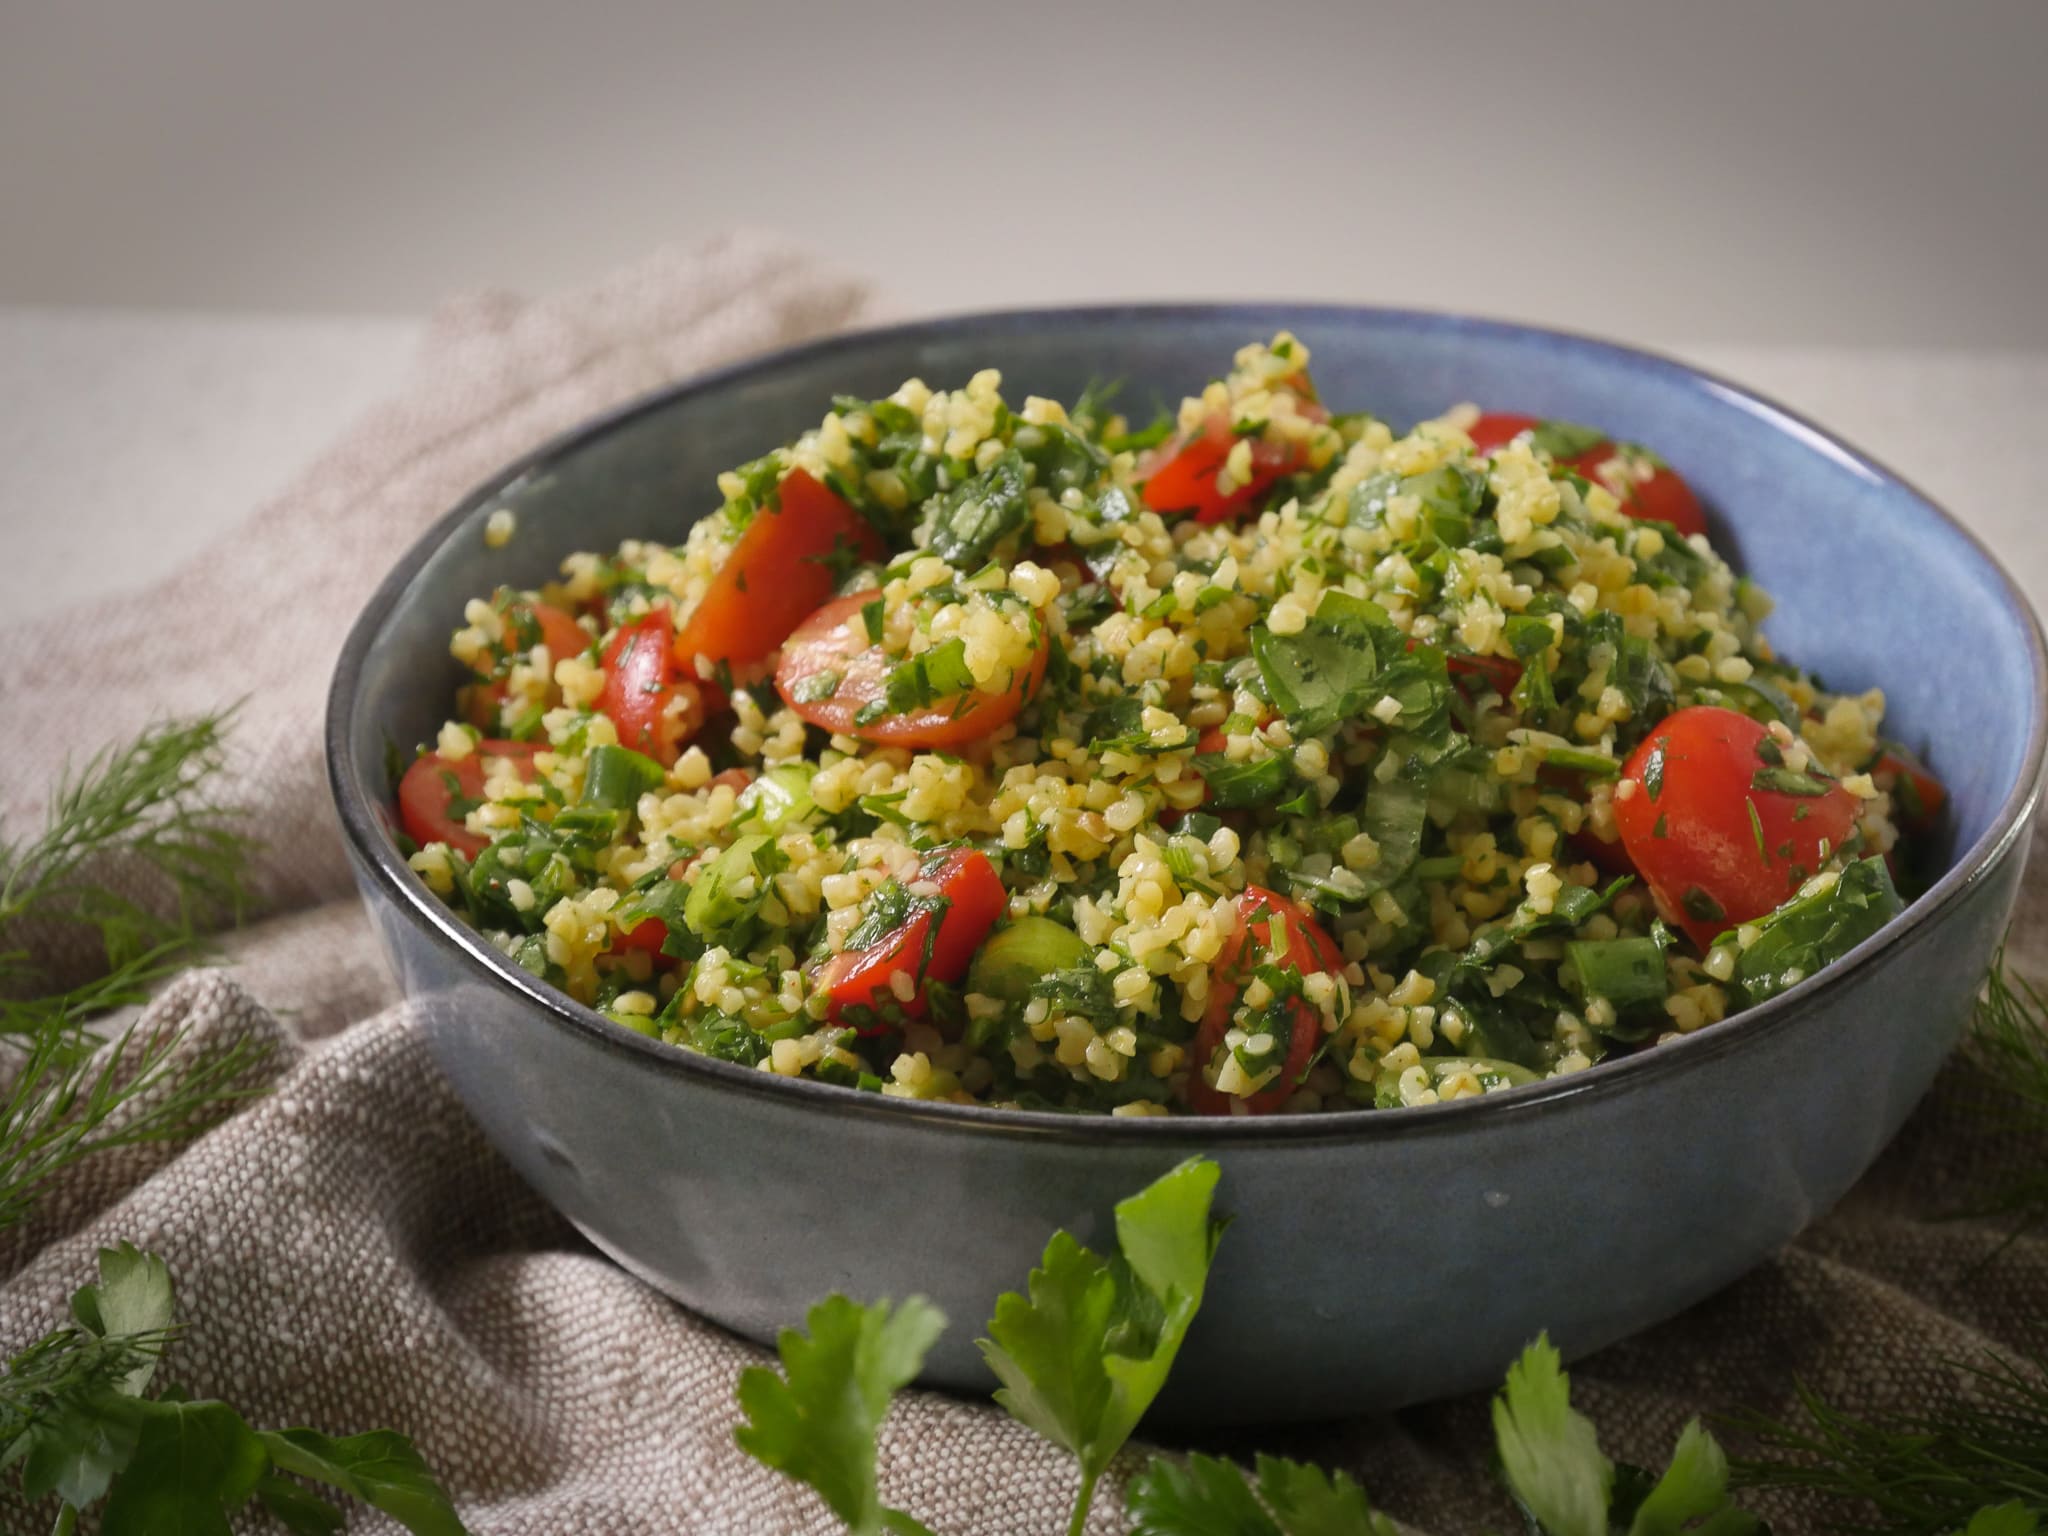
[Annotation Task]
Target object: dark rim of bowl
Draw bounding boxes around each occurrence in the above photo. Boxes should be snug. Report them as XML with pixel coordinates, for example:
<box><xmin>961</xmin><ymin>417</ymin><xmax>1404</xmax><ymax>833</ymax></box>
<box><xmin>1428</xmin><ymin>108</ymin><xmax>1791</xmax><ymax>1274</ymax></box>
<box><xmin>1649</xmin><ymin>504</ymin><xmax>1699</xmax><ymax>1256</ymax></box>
<box><xmin>326</xmin><ymin>302</ymin><xmax>2048</xmax><ymax>1147</ymax></box>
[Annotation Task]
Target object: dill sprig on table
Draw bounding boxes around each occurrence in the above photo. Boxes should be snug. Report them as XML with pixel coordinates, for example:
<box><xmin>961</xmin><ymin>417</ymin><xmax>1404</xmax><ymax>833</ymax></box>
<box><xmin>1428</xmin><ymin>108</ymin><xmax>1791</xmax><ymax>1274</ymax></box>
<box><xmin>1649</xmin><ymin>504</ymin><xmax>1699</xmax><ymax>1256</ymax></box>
<box><xmin>1966</xmin><ymin>953</ymin><xmax>2048</xmax><ymax>1237</ymax></box>
<box><xmin>0</xmin><ymin>1011</ymin><xmax>272</xmax><ymax>1232</ymax></box>
<box><xmin>0</xmin><ymin>710</ymin><xmax>270</xmax><ymax>1230</ymax></box>
<box><xmin>0</xmin><ymin>710</ymin><xmax>257</xmax><ymax>1033</ymax></box>
<box><xmin>1730</xmin><ymin>1354</ymin><xmax>2048</xmax><ymax>1535</ymax></box>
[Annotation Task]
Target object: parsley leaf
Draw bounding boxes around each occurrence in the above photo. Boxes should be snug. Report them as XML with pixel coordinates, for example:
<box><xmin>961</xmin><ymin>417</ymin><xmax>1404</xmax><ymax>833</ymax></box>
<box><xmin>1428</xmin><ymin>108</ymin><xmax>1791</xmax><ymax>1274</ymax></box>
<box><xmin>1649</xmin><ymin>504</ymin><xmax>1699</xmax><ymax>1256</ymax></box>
<box><xmin>1494</xmin><ymin>1336</ymin><xmax>1764</xmax><ymax>1536</ymax></box>
<box><xmin>1191</xmin><ymin>752</ymin><xmax>1298</xmax><ymax>810</ymax></box>
<box><xmin>979</xmin><ymin>1157</ymin><xmax>1224</xmax><ymax>1536</ymax></box>
<box><xmin>1251</xmin><ymin>591</ymin><xmax>1404</xmax><ymax>736</ymax></box>
<box><xmin>7</xmin><ymin>1243</ymin><xmax>174</xmax><ymax>1509</ymax></box>
<box><xmin>1493</xmin><ymin>1335</ymin><xmax>1613</xmax><ymax>1536</ymax></box>
<box><xmin>1961</xmin><ymin>1507</ymin><xmax>2043</xmax><ymax>1536</ymax></box>
<box><xmin>1017</xmin><ymin>422</ymin><xmax>1110</xmax><ymax>498</ymax></box>
<box><xmin>1621</xmin><ymin>1420</ymin><xmax>1760</xmax><ymax>1536</ymax></box>
<box><xmin>1253</xmin><ymin>1456</ymin><xmax>1395</xmax><ymax>1536</ymax></box>
<box><xmin>1730</xmin><ymin>856</ymin><xmax>1902</xmax><ymax>1006</ymax></box>
<box><xmin>98</xmin><ymin>1399</ymin><xmax>268</xmax><ymax>1536</ymax></box>
<box><xmin>2</xmin><ymin>1247</ymin><xmax>469</xmax><ymax>1534</ymax></box>
<box><xmin>1105</xmin><ymin>412</ymin><xmax>1175</xmax><ymax>455</ymax></box>
<box><xmin>1127</xmin><ymin>1452</ymin><xmax>1394</xmax><ymax>1535</ymax></box>
<box><xmin>1128</xmin><ymin>1451</ymin><xmax>1276</xmax><ymax>1534</ymax></box>
<box><xmin>734</xmin><ymin>1294</ymin><xmax>946</xmax><ymax>1536</ymax></box>
<box><xmin>258</xmin><ymin>1427</ymin><xmax>468</xmax><ymax>1536</ymax></box>
<box><xmin>921</xmin><ymin>449</ymin><xmax>1031</xmax><ymax>568</ymax></box>
<box><xmin>69</xmin><ymin>1242</ymin><xmax>174</xmax><ymax>1397</ymax></box>
<box><xmin>1529</xmin><ymin>420</ymin><xmax>1610</xmax><ymax>461</ymax></box>
<box><xmin>861</xmin><ymin>638</ymin><xmax>979</xmax><ymax>725</ymax></box>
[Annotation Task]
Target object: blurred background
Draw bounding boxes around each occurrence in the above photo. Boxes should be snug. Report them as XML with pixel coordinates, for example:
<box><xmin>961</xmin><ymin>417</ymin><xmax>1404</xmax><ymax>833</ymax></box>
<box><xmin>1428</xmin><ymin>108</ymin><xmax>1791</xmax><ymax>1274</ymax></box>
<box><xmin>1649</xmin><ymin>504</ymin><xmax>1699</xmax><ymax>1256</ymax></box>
<box><xmin>6</xmin><ymin>0</ymin><xmax>2045</xmax><ymax>343</ymax></box>
<box><xmin>4</xmin><ymin>0</ymin><xmax>2045</xmax><ymax>609</ymax></box>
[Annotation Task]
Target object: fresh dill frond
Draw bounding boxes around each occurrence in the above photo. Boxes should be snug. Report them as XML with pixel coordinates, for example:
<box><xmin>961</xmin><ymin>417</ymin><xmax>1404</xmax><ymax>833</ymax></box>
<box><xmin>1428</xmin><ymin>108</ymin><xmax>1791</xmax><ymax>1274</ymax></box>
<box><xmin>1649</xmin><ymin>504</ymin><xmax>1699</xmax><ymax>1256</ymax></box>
<box><xmin>0</xmin><ymin>709</ymin><xmax>256</xmax><ymax>1026</ymax></box>
<box><xmin>1967</xmin><ymin>950</ymin><xmax>2048</xmax><ymax>1236</ymax></box>
<box><xmin>1729</xmin><ymin>1354</ymin><xmax>2048</xmax><ymax>1535</ymax></box>
<box><xmin>0</xmin><ymin>710</ymin><xmax>270</xmax><ymax>1233</ymax></box>
<box><xmin>0</xmin><ymin>1011</ymin><xmax>273</xmax><ymax>1233</ymax></box>
<box><xmin>0</xmin><ymin>1324</ymin><xmax>172</xmax><ymax>1446</ymax></box>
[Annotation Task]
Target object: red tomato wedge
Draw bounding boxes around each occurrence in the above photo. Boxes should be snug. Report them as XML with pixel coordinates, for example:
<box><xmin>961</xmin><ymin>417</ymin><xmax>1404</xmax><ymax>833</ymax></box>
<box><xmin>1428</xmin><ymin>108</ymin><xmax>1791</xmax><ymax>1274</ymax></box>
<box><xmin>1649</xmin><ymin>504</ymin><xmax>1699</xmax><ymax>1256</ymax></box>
<box><xmin>397</xmin><ymin>740</ymin><xmax>541</xmax><ymax>859</ymax></box>
<box><xmin>1187</xmin><ymin>887</ymin><xmax>1343</xmax><ymax>1116</ymax></box>
<box><xmin>1466</xmin><ymin>412</ymin><xmax>1708</xmax><ymax>540</ymax></box>
<box><xmin>672</xmin><ymin>468</ymin><xmax>884</xmax><ymax>682</ymax></box>
<box><xmin>775</xmin><ymin>592</ymin><xmax>1050</xmax><ymax>749</ymax></box>
<box><xmin>601</xmin><ymin>609</ymin><xmax>705</xmax><ymax>765</ymax></box>
<box><xmin>1614</xmin><ymin>706</ymin><xmax>1858</xmax><ymax>948</ymax></box>
<box><xmin>1445</xmin><ymin>650</ymin><xmax>1523</xmax><ymax>700</ymax></box>
<box><xmin>1186</xmin><ymin>723</ymin><xmax>1233</xmax><ymax>811</ymax></box>
<box><xmin>458</xmin><ymin>599</ymin><xmax>588</xmax><ymax>730</ymax></box>
<box><xmin>461</xmin><ymin>596</ymin><xmax>589</xmax><ymax>675</ymax></box>
<box><xmin>1465</xmin><ymin>413</ymin><xmax>1544</xmax><ymax>455</ymax></box>
<box><xmin>1621</xmin><ymin>465</ymin><xmax>1708</xmax><ymax>540</ymax></box>
<box><xmin>821</xmin><ymin>847</ymin><xmax>1007</xmax><ymax>1032</ymax></box>
<box><xmin>1573</xmin><ymin>825</ymin><xmax>1639</xmax><ymax>879</ymax></box>
<box><xmin>1873</xmin><ymin>745</ymin><xmax>1946</xmax><ymax>832</ymax></box>
<box><xmin>460</xmin><ymin>679</ymin><xmax>508</xmax><ymax>731</ymax></box>
<box><xmin>1140</xmin><ymin>416</ymin><xmax>1311</xmax><ymax>524</ymax></box>
<box><xmin>613</xmin><ymin>917</ymin><xmax>669</xmax><ymax>956</ymax></box>
<box><xmin>516</xmin><ymin>599</ymin><xmax>592</xmax><ymax>666</ymax></box>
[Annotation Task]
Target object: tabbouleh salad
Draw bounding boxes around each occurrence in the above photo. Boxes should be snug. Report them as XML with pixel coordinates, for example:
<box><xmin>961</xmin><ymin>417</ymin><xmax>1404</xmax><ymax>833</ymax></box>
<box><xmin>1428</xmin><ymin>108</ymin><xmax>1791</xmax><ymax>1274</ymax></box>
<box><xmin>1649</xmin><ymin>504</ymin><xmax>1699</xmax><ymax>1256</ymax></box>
<box><xmin>395</xmin><ymin>333</ymin><xmax>1946</xmax><ymax>1116</ymax></box>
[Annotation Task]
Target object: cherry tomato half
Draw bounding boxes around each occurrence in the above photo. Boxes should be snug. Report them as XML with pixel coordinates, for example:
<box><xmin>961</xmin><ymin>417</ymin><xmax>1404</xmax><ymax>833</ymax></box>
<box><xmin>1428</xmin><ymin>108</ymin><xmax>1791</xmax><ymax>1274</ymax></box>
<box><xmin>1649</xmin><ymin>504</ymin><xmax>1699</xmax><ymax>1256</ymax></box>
<box><xmin>1465</xmin><ymin>413</ymin><xmax>1543</xmax><ymax>456</ymax></box>
<box><xmin>1140</xmin><ymin>416</ymin><xmax>1312</xmax><ymax>524</ymax></box>
<box><xmin>1614</xmin><ymin>706</ymin><xmax>1858</xmax><ymax>948</ymax></box>
<box><xmin>1466</xmin><ymin>413</ymin><xmax>1708</xmax><ymax>540</ymax></box>
<box><xmin>613</xmin><ymin>917</ymin><xmax>670</xmax><ymax>957</ymax></box>
<box><xmin>1186</xmin><ymin>887</ymin><xmax>1343</xmax><ymax>1116</ymax></box>
<box><xmin>601</xmin><ymin>609</ymin><xmax>706</xmax><ymax>766</ymax></box>
<box><xmin>514</xmin><ymin>598</ymin><xmax>593</xmax><ymax>667</ymax></box>
<box><xmin>821</xmin><ymin>847</ymin><xmax>1007</xmax><ymax>1031</ymax></box>
<box><xmin>1869</xmin><ymin>744</ymin><xmax>1946</xmax><ymax>835</ymax></box>
<box><xmin>457</xmin><ymin>598</ymin><xmax>589</xmax><ymax>731</ymax></box>
<box><xmin>1621</xmin><ymin>464</ymin><xmax>1708</xmax><ymax>540</ymax></box>
<box><xmin>775</xmin><ymin>592</ymin><xmax>1049</xmax><ymax>750</ymax></box>
<box><xmin>1444</xmin><ymin>650</ymin><xmax>1523</xmax><ymax>700</ymax></box>
<box><xmin>397</xmin><ymin>740</ymin><xmax>541</xmax><ymax>859</ymax></box>
<box><xmin>673</xmin><ymin>467</ymin><xmax>884</xmax><ymax>682</ymax></box>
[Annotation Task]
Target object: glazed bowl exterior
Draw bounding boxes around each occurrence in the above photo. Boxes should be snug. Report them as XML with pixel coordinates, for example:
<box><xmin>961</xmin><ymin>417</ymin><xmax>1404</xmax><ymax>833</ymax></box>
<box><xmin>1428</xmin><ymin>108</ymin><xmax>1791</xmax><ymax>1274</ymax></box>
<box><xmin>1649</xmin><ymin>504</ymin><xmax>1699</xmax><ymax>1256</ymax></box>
<box><xmin>327</xmin><ymin>307</ymin><xmax>2046</xmax><ymax>1422</ymax></box>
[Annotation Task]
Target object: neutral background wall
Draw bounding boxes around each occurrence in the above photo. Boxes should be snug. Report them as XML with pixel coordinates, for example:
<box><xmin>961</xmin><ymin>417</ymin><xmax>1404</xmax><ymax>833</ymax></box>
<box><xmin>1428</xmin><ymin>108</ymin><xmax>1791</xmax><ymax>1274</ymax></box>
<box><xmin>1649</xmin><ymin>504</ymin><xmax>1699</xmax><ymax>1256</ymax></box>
<box><xmin>3</xmin><ymin>0</ymin><xmax>2044</xmax><ymax>347</ymax></box>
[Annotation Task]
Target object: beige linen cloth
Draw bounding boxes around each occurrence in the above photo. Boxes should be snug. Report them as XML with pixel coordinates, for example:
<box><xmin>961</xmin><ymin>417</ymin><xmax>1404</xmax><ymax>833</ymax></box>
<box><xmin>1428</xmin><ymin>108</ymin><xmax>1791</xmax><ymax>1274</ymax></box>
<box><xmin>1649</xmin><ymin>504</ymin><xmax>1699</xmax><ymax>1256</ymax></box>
<box><xmin>1</xmin><ymin>234</ymin><xmax>2042</xmax><ymax>1534</ymax></box>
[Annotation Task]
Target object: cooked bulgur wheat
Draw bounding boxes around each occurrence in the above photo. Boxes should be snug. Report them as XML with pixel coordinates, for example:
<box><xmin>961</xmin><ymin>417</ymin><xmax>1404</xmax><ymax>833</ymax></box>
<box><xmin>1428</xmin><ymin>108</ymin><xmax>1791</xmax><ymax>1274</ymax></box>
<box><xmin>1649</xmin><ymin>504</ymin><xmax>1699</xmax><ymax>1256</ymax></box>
<box><xmin>397</xmin><ymin>334</ymin><xmax>1931</xmax><ymax>1116</ymax></box>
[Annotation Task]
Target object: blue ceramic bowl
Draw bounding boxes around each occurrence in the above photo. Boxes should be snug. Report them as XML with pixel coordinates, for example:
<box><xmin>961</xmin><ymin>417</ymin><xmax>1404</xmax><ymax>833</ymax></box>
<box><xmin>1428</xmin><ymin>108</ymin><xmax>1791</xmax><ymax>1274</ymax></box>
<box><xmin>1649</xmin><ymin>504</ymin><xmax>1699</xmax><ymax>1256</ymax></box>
<box><xmin>327</xmin><ymin>307</ymin><xmax>2046</xmax><ymax>1422</ymax></box>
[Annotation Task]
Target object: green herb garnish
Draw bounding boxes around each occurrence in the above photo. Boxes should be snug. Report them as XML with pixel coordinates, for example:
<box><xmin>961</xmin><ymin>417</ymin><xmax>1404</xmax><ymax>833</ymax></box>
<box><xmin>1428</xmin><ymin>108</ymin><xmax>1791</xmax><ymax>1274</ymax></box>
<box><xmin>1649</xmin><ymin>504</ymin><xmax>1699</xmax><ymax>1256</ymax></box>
<box><xmin>1751</xmin><ymin>765</ymin><xmax>1834</xmax><ymax>797</ymax></box>
<box><xmin>981</xmin><ymin>1157</ymin><xmax>1224</xmax><ymax>1535</ymax></box>
<box><xmin>922</xmin><ymin>449</ymin><xmax>1031</xmax><ymax>569</ymax></box>
<box><xmin>1250</xmin><ymin>591</ymin><xmax>1412</xmax><ymax>737</ymax></box>
<box><xmin>2</xmin><ymin>1245</ymin><xmax>466</xmax><ymax>1533</ymax></box>
<box><xmin>733</xmin><ymin>1296</ymin><xmax>946</xmax><ymax>1536</ymax></box>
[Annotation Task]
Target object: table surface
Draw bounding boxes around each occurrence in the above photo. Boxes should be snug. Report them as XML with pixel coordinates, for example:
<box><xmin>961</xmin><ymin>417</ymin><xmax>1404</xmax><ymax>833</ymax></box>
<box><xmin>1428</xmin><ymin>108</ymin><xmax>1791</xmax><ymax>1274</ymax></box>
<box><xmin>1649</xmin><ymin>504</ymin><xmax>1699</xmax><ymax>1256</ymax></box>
<box><xmin>3</xmin><ymin>306</ymin><xmax>2043</xmax><ymax>624</ymax></box>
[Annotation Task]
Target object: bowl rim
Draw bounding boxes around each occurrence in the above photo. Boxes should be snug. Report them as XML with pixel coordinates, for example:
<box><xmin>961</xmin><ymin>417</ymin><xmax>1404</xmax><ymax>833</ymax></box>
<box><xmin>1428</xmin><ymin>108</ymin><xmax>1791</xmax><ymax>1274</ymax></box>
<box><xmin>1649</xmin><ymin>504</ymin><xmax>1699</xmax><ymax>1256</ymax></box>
<box><xmin>325</xmin><ymin>301</ymin><xmax>2048</xmax><ymax>1147</ymax></box>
